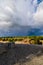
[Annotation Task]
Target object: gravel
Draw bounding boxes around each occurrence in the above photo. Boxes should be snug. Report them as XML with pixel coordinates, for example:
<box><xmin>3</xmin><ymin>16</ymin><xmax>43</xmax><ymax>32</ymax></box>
<box><xmin>0</xmin><ymin>44</ymin><xmax>43</xmax><ymax>65</ymax></box>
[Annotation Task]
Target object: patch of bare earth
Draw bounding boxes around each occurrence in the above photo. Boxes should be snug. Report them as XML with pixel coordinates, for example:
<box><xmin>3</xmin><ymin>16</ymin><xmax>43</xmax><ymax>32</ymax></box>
<box><xmin>15</xmin><ymin>55</ymin><xmax>43</xmax><ymax>65</ymax></box>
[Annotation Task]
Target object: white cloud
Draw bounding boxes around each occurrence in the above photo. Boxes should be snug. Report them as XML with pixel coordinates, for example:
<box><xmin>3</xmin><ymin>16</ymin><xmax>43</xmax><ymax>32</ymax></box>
<box><xmin>0</xmin><ymin>0</ymin><xmax>38</xmax><ymax>28</ymax></box>
<box><xmin>33</xmin><ymin>1</ymin><xmax>43</xmax><ymax>26</ymax></box>
<box><xmin>5</xmin><ymin>6</ymin><xmax>14</xmax><ymax>14</ymax></box>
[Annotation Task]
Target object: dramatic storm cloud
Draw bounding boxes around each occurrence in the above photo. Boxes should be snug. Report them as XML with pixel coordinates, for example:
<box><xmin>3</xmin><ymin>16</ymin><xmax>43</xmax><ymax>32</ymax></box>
<box><xmin>0</xmin><ymin>0</ymin><xmax>43</xmax><ymax>36</ymax></box>
<box><xmin>0</xmin><ymin>0</ymin><xmax>37</xmax><ymax>27</ymax></box>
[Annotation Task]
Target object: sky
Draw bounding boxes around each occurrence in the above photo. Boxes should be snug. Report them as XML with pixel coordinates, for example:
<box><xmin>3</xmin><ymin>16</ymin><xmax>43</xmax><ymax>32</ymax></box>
<box><xmin>0</xmin><ymin>0</ymin><xmax>43</xmax><ymax>36</ymax></box>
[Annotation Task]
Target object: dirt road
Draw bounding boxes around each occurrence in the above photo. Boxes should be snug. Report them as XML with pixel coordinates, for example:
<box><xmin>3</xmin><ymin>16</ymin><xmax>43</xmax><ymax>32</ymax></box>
<box><xmin>0</xmin><ymin>44</ymin><xmax>43</xmax><ymax>65</ymax></box>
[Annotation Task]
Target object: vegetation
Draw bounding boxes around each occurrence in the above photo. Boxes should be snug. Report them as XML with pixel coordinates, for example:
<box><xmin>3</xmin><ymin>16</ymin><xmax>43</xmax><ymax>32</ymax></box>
<box><xmin>0</xmin><ymin>36</ymin><xmax>43</xmax><ymax>44</ymax></box>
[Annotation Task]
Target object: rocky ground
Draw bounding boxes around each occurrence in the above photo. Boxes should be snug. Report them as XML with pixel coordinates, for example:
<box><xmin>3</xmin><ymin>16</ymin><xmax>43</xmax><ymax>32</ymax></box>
<box><xmin>0</xmin><ymin>44</ymin><xmax>43</xmax><ymax>65</ymax></box>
